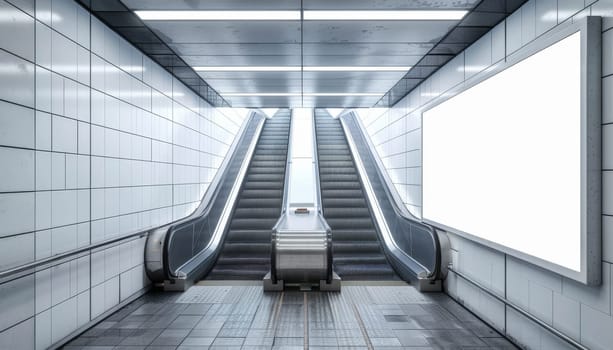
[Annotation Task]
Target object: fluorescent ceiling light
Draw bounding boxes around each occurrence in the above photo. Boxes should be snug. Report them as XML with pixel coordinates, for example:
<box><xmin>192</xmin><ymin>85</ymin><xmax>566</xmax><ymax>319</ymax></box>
<box><xmin>223</xmin><ymin>93</ymin><xmax>382</xmax><ymax>97</ymax></box>
<box><xmin>303</xmin><ymin>10</ymin><xmax>468</xmax><ymax>21</ymax></box>
<box><xmin>306</xmin><ymin>93</ymin><xmax>382</xmax><ymax>97</ymax></box>
<box><xmin>303</xmin><ymin>66</ymin><xmax>411</xmax><ymax>72</ymax></box>
<box><xmin>224</xmin><ymin>93</ymin><xmax>301</xmax><ymax>97</ymax></box>
<box><xmin>194</xmin><ymin>66</ymin><xmax>411</xmax><ymax>72</ymax></box>
<box><xmin>194</xmin><ymin>66</ymin><xmax>301</xmax><ymax>72</ymax></box>
<box><xmin>135</xmin><ymin>10</ymin><xmax>467</xmax><ymax>21</ymax></box>
<box><xmin>134</xmin><ymin>10</ymin><xmax>301</xmax><ymax>21</ymax></box>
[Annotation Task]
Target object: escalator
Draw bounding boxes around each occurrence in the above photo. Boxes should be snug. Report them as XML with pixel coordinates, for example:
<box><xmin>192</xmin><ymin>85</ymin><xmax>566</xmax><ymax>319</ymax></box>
<box><xmin>206</xmin><ymin>110</ymin><xmax>291</xmax><ymax>279</ymax></box>
<box><xmin>314</xmin><ymin>110</ymin><xmax>398</xmax><ymax>280</ymax></box>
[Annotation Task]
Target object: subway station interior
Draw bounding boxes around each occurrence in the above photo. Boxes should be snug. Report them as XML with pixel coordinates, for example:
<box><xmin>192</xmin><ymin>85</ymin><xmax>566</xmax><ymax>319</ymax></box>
<box><xmin>0</xmin><ymin>0</ymin><xmax>612</xmax><ymax>349</ymax></box>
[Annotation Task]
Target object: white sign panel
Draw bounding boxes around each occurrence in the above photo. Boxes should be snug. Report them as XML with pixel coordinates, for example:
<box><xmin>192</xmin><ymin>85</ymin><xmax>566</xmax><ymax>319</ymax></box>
<box><xmin>422</xmin><ymin>29</ymin><xmax>594</xmax><ymax>279</ymax></box>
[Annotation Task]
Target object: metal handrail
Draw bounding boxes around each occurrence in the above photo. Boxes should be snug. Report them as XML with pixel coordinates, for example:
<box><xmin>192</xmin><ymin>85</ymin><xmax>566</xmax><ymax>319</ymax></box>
<box><xmin>312</xmin><ymin>110</ymin><xmax>324</xmax><ymax>215</ymax></box>
<box><xmin>0</xmin><ymin>112</ymin><xmax>259</xmax><ymax>286</ymax></box>
<box><xmin>0</xmin><ymin>230</ymin><xmax>147</xmax><ymax>284</ymax></box>
<box><xmin>277</xmin><ymin>110</ymin><xmax>294</xmax><ymax>216</ymax></box>
<box><xmin>449</xmin><ymin>266</ymin><xmax>587</xmax><ymax>350</ymax></box>
<box><xmin>340</xmin><ymin>113</ymin><xmax>441</xmax><ymax>280</ymax></box>
<box><xmin>312</xmin><ymin>110</ymin><xmax>333</xmax><ymax>283</ymax></box>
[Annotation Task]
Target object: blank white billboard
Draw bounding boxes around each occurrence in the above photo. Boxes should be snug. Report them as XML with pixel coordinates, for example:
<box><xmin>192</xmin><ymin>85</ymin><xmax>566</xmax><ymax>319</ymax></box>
<box><xmin>423</xmin><ymin>32</ymin><xmax>584</xmax><ymax>274</ymax></box>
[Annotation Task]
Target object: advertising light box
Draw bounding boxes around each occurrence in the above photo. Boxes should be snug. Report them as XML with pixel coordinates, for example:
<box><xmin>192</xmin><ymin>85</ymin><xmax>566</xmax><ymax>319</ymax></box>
<box><xmin>422</xmin><ymin>18</ymin><xmax>601</xmax><ymax>285</ymax></box>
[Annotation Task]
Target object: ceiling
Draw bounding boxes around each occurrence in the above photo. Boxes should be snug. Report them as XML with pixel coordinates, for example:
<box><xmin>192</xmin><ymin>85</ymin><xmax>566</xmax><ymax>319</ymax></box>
<box><xmin>80</xmin><ymin>0</ymin><xmax>526</xmax><ymax>108</ymax></box>
<box><xmin>117</xmin><ymin>0</ymin><xmax>478</xmax><ymax>108</ymax></box>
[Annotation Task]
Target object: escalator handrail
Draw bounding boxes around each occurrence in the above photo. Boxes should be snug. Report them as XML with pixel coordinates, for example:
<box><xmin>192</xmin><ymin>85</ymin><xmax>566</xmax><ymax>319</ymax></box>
<box><xmin>312</xmin><ymin>111</ymin><xmax>334</xmax><ymax>283</ymax></box>
<box><xmin>276</xmin><ymin>110</ymin><xmax>294</xmax><ymax>217</ymax></box>
<box><xmin>161</xmin><ymin>112</ymin><xmax>265</xmax><ymax>279</ymax></box>
<box><xmin>340</xmin><ymin>112</ymin><xmax>441</xmax><ymax>281</ymax></box>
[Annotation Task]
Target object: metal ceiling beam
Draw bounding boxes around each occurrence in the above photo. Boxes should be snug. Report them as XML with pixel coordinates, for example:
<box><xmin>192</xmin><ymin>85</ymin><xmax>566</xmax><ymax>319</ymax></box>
<box><xmin>375</xmin><ymin>0</ymin><xmax>529</xmax><ymax>108</ymax></box>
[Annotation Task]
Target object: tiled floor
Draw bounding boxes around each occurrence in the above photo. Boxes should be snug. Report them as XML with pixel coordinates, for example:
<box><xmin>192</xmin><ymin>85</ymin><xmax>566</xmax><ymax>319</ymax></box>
<box><xmin>62</xmin><ymin>281</ymin><xmax>517</xmax><ymax>349</ymax></box>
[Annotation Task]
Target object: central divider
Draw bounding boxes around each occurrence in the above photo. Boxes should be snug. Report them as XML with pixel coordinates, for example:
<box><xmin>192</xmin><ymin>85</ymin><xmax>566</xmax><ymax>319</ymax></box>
<box><xmin>265</xmin><ymin>109</ymin><xmax>340</xmax><ymax>291</ymax></box>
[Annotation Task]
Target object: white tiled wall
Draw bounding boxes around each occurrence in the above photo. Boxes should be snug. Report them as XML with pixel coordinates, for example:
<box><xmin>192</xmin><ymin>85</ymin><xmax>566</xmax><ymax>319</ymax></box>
<box><xmin>0</xmin><ymin>0</ymin><xmax>248</xmax><ymax>349</ymax></box>
<box><xmin>358</xmin><ymin>1</ymin><xmax>613</xmax><ymax>349</ymax></box>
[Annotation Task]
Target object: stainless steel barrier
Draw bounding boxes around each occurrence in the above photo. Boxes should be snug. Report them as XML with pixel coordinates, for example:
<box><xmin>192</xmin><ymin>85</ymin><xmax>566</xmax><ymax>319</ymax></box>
<box><xmin>264</xmin><ymin>109</ymin><xmax>339</xmax><ymax>291</ymax></box>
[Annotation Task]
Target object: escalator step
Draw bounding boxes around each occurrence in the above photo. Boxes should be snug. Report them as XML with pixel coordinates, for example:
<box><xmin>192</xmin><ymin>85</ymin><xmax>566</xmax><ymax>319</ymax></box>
<box><xmin>315</xmin><ymin>111</ymin><xmax>398</xmax><ymax>281</ymax></box>
<box><xmin>207</xmin><ymin>111</ymin><xmax>290</xmax><ymax>280</ymax></box>
<box><xmin>324</xmin><ymin>207</ymin><xmax>370</xmax><ymax>218</ymax></box>
<box><xmin>226</xmin><ymin>229</ymin><xmax>273</xmax><ymax>242</ymax></box>
<box><xmin>242</xmin><ymin>181</ymin><xmax>284</xmax><ymax>190</ymax></box>
<box><xmin>321</xmin><ymin>189</ymin><xmax>365</xmax><ymax>198</ymax></box>
<box><xmin>246</xmin><ymin>174</ymin><xmax>284</xmax><ymax>182</ymax></box>
<box><xmin>322</xmin><ymin>197</ymin><xmax>367</xmax><ymax>208</ymax></box>
<box><xmin>240</xmin><ymin>189</ymin><xmax>283</xmax><ymax>198</ymax></box>
<box><xmin>232</xmin><ymin>207</ymin><xmax>281</xmax><ymax>219</ymax></box>
<box><xmin>325</xmin><ymin>218</ymin><xmax>374</xmax><ymax>230</ymax></box>
<box><xmin>320</xmin><ymin>181</ymin><xmax>362</xmax><ymax>190</ymax></box>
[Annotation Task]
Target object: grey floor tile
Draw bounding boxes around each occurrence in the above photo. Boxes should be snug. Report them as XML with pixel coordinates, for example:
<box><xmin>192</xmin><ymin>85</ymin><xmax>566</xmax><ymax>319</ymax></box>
<box><xmin>179</xmin><ymin>337</ymin><xmax>215</xmax><ymax>346</ymax></box>
<box><xmin>65</xmin><ymin>285</ymin><xmax>518</xmax><ymax>350</ymax></box>
<box><xmin>272</xmin><ymin>337</ymin><xmax>303</xmax><ymax>346</ymax></box>
<box><xmin>150</xmin><ymin>329</ymin><xmax>191</xmax><ymax>346</ymax></box>
<box><xmin>369</xmin><ymin>337</ymin><xmax>402</xmax><ymax>347</ymax></box>
<box><xmin>337</xmin><ymin>337</ymin><xmax>367</xmax><ymax>346</ymax></box>
<box><xmin>118</xmin><ymin>329</ymin><xmax>164</xmax><ymax>346</ymax></box>
<box><xmin>189</xmin><ymin>328</ymin><xmax>221</xmax><ymax>337</ymax></box>
<box><xmin>180</xmin><ymin>304</ymin><xmax>212</xmax><ymax>315</ymax></box>
<box><xmin>87</xmin><ymin>336</ymin><xmax>125</xmax><ymax>346</ymax></box>
<box><xmin>243</xmin><ymin>336</ymin><xmax>274</xmax><ymax>346</ymax></box>
<box><xmin>168</xmin><ymin>316</ymin><xmax>203</xmax><ymax>329</ymax></box>
<box><xmin>481</xmin><ymin>336</ymin><xmax>518</xmax><ymax>349</ymax></box>
<box><xmin>212</xmin><ymin>337</ymin><xmax>245</xmax><ymax>346</ymax></box>
<box><xmin>309</xmin><ymin>337</ymin><xmax>339</xmax><ymax>346</ymax></box>
<box><xmin>393</xmin><ymin>329</ymin><xmax>431</xmax><ymax>347</ymax></box>
<box><xmin>131</xmin><ymin>303</ymin><xmax>164</xmax><ymax>316</ymax></box>
<box><xmin>217</xmin><ymin>328</ymin><xmax>249</xmax><ymax>337</ymax></box>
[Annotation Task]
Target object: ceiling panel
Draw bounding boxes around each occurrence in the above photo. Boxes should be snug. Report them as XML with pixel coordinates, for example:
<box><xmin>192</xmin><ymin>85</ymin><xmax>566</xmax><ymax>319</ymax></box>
<box><xmin>302</xmin><ymin>21</ymin><xmax>456</xmax><ymax>43</ymax></box>
<box><xmin>303</xmin><ymin>0</ymin><xmax>480</xmax><ymax>10</ymax></box>
<box><xmin>147</xmin><ymin>21</ymin><xmax>302</xmax><ymax>44</ymax></box>
<box><xmin>302</xmin><ymin>80</ymin><xmax>398</xmax><ymax>93</ymax></box>
<box><xmin>302</xmin><ymin>55</ymin><xmax>422</xmax><ymax>66</ymax></box>
<box><xmin>302</xmin><ymin>71</ymin><xmax>406</xmax><ymax>80</ymax></box>
<box><xmin>121</xmin><ymin>0</ymin><xmax>301</xmax><ymax>10</ymax></box>
<box><xmin>302</xmin><ymin>43</ymin><xmax>434</xmax><ymax>56</ymax></box>
<box><xmin>112</xmin><ymin>0</ymin><xmax>524</xmax><ymax>108</ymax></box>
<box><xmin>169</xmin><ymin>43</ymin><xmax>302</xmax><ymax>56</ymax></box>
<box><xmin>182</xmin><ymin>55</ymin><xmax>301</xmax><ymax>66</ymax></box>
<box><xmin>229</xmin><ymin>96</ymin><xmax>304</xmax><ymax>108</ymax></box>
<box><xmin>197</xmin><ymin>72</ymin><xmax>302</xmax><ymax>80</ymax></box>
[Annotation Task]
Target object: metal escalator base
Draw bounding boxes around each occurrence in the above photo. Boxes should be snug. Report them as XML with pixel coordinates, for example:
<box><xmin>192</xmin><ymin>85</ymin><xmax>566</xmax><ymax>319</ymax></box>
<box><xmin>206</xmin><ymin>111</ymin><xmax>291</xmax><ymax>280</ymax></box>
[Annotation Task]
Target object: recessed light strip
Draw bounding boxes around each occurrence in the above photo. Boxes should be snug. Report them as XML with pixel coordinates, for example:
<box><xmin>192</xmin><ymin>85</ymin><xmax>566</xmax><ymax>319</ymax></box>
<box><xmin>194</xmin><ymin>66</ymin><xmax>411</xmax><ymax>72</ymax></box>
<box><xmin>223</xmin><ymin>93</ymin><xmax>383</xmax><ymax>97</ymax></box>
<box><xmin>302</xmin><ymin>66</ymin><xmax>412</xmax><ymax>72</ymax></box>
<box><xmin>135</xmin><ymin>10</ymin><xmax>468</xmax><ymax>21</ymax></box>
<box><xmin>194</xmin><ymin>66</ymin><xmax>302</xmax><ymax>72</ymax></box>
<box><xmin>303</xmin><ymin>10</ymin><xmax>468</xmax><ymax>21</ymax></box>
<box><xmin>134</xmin><ymin>10</ymin><xmax>301</xmax><ymax>21</ymax></box>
